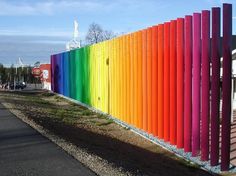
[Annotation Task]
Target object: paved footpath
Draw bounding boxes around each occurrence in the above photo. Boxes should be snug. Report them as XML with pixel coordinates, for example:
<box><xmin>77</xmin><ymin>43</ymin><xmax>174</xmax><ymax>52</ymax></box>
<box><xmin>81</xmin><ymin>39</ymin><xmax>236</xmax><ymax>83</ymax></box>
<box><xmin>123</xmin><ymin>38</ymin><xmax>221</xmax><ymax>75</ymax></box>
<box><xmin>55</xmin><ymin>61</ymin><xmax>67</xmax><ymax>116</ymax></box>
<box><xmin>0</xmin><ymin>103</ymin><xmax>95</xmax><ymax>176</ymax></box>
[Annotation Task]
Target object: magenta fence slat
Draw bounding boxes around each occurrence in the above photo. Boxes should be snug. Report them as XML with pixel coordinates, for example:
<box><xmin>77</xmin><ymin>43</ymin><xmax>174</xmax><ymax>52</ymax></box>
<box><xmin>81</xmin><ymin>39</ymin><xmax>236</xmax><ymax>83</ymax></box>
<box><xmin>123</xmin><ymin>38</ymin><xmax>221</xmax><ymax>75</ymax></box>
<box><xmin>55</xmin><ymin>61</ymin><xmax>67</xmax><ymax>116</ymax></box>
<box><xmin>184</xmin><ymin>15</ymin><xmax>192</xmax><ymax>152</ymax></box>
<box><xmin>192</xmin><ymin>13</ymin><xmax>201</xmax><ymax>157</ymax></box>
<box><xmin>210</xmin><ymin>7</ymin><xmax>221</xmax><ymax>167</ymax></box>
<box><xmin>51</xmin><ymin>55</ymin><xmax>55</xmax><ymax>92</ymax></box>
<box><xmin>176</xmin><ymin>18</ymin><xmax>184</xmax><ymax>149</ymax></box>
<box><xmin>201</xmin><ymin>10</ymin><xmax>210</xmax><ymax>161</ymax></box>
<box><xmin>221</xmin><ymin>3</ymin><xmax>232</xmax><ymax>171</ymax></box>
<box><xmin>170</xmin><ymin>20</ymin><xmax>177</xmax><ymax>145</ymax></box>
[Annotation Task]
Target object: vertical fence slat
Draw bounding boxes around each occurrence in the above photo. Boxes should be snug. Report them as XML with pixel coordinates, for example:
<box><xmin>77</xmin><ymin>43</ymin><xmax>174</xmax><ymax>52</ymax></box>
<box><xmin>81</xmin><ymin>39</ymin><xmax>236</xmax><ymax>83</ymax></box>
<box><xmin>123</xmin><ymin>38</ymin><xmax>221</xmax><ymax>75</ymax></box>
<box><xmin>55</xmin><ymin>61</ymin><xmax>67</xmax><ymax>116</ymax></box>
<box><xmin>122</xmin><ymin>37</ymin><xmax>127</xmax><ymax>122</ymax></box>
<box><xmin>113</xmin><ymin>42</ymin><xmax>117</xmax><ymax>117</ymax></box>
<box><xmin>192</xmin><ymin>13</ymin><xmax>201</xmax><ymax>156</ymax></box>
<box><xmin>59</xmin><ymin>53</ymin><xmax>64</xmax><ymax>95</ymax></box>
<box><xmin>57</xmin><ymin>54</ymin><xmax>61</xmax><ymax>94</ymax></box>
<box><xmin>142</xmin><ymin>30</ymin><xmax>148</xmax><ymax>131</ymax></box>
<box><xmin>127</xmin><ymin>36</ymin><xmax>131</xmax><ymax>124</ymax></box>
<box><xmin>76</xmin><ymin>50</ymin><xmax>82</xmax><ymax>101</ymax></box>
<box><xmin>221</xmin><ymin>3</ymin><xmax>232</xmax><ymax>171</ymax></box>
<box><xmin>116</xmin><ymin>41</ymin><xmax>119</xmax><ymax>117</ymax></box>
<box><xmin>151</xmin><ymin>26</ymin><xmax>158</xmax><ymax>136</ymax></box>
<box><xmin>137</xmin><ymin>31</ymin><xmax>143</xmax><ymax>129</ymax></box>
<box><xmin>147</xmin><ymin>28</ymin><xmax>152</xmax><ymax>133</ymax></box>
<box><xmin>164</xmin><ymin>22</ymin><xmax>170</xmax><ymax>141</ymax></box>
<box><xmin>63</xmin><ymin>53</ymin><xmax>67</xmax><ymax>96</ymax></box>
<box><xmin>53</xmin><ymin>54</ymin><xmax>57</xmax><ymax>92</ymax></box>
<box><xmin>118</xmin><ymin>39</ymin><xmax>122</xmax><ymax>118</ymax></box>
<box><xmin>112</xmin><ymin>42</ymin><xmax>116</xmax><ymax>116</ymax></box>
<box><xmin>118</xmin><ymin>39</ymin><xmax>122</xmax><ymax>120</ymax></box>
<box><xmin>111</xmin><ymin>42</ymin><xmax>114</xmax><ymax>116</ymax></box>
<box><xmin>201</xmin><ymin>10</ymin><xmax>210</xmax><ymax>161</ymax></box>
<box><xmin>57</xmin><ymin>54</ymin><xmax>60</xmax><ymax>93</ymax></box>
<box><xmin>63</xmin><ymin>52</ymin><xmax>69</xmax><ymax>97</ymax></box>
<box><xmin>184</xmin><ymin>15</ymin><xmax>192</xmax><ymax>152</ymax></box>
<box><xmin>177</xmin><ymin>18</ymin><xmax>184</xmax><ymax>148</ymax></box>
<box><xmin>158</xmin><ymin>24</ymin><xmax>164</xmax><ymax>138</ymax></box>
<box><xmin>50</xmin><ymin>55</ymin><xmax>55</xmax><ymax>92</ymax></box>
<box><xmin>134</xmin><ymin>33</ymin><xmax>139</xmax><ymax>127</ymax></box>
<box><xmin>130</xmin><ymin>35</ymin><xmax>134</xmax><ymax>125</ymax></box>
<box><xmin>69</xmin><ymin>51</ymin><xmax>75</xmax><ymax>99</ymax></box>
<box><xmin>170</xmin><ymin>20</ymin><xmax>177</xmax><ymax>145</ymax></box>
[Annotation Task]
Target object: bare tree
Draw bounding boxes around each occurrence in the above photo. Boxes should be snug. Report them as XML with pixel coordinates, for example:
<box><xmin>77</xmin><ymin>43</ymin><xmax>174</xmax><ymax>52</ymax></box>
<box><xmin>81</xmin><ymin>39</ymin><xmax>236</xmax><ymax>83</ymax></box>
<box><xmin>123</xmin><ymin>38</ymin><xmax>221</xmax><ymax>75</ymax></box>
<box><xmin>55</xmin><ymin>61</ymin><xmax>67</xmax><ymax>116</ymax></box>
<box><xmin>103</xmin><ymin>30</ymin><xmax>116</xmax><ymax>40</ymax></box>
<box><xmin>85</xmin><ymin>23</ymin><xmax>116</xmax><ymax>45</ymax></box>
<box><xmin>85</xmin><ymin>23</ymin><xmax>104</xmax><ymax>44</ymax></box>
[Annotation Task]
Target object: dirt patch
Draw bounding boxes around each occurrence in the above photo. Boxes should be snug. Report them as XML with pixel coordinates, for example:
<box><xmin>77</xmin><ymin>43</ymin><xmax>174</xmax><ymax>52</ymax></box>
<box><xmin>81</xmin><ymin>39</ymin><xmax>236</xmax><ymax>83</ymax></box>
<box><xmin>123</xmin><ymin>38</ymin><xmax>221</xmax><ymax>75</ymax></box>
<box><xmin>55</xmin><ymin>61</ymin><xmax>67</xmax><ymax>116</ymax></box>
<box><xmin>0</xmin><ymin>90</ymin><xmax>214</xmax><ymax>176</ymax></box>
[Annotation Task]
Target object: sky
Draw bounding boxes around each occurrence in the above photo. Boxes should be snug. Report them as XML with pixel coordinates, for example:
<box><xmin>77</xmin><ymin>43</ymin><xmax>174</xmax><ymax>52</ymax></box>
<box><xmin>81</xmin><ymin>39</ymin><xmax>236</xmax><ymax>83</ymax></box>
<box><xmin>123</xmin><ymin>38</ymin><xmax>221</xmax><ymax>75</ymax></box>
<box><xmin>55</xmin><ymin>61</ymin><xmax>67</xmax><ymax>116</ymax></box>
<box><xmin>0</xmin><ymin>0</ymin><xmax>235</xmax><ymax>66</ymax></box>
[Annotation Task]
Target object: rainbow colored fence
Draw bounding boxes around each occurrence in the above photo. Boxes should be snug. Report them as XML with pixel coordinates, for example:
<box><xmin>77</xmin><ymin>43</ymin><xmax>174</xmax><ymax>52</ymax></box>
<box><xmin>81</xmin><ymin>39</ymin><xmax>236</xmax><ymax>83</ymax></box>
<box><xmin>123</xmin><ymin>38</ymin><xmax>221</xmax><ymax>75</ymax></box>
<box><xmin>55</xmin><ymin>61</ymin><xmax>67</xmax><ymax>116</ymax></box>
<box><xmin>51</xmin><ymin>4</ymin><xmax>233</xmax><ymax>171</ymax></box>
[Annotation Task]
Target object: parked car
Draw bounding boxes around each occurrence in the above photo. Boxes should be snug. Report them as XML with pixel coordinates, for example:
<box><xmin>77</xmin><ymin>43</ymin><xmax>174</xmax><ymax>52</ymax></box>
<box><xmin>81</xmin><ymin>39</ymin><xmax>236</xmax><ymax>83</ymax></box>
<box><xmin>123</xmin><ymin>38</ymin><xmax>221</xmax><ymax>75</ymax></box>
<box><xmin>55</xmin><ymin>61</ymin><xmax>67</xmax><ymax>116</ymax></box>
<box><xmin>16</xmin><ymin>82</ymin><xmax>26</xmax><ymax>89</ymax></box>
<box><xmin>9</xmin><ymin>82</ymin><xmax>27</xmax><ymax>90</ymax></box>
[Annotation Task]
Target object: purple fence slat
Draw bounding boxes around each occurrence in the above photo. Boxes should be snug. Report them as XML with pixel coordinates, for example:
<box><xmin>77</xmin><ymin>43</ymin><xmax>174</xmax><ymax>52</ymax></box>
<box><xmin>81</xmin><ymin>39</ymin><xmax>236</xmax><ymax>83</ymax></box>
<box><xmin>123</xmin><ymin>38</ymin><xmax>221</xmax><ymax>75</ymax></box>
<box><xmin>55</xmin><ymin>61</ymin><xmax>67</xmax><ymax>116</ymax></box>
<box><xmin>51</xmin><ymin>55</ymin><xmax>55</xmax><ymax>92</ymax></box>
<box><xmin>201</xmin><ymin>10</ymin><xmax>210</xmax><ymax>161</ymax></box>
<box><xmin>210</xmin><ymin>7</ymin><xmax>221</xmax><ymax>166</ymax></box>
<box><xmin>184</xmin><ymin>15</ymin><xmax>192</xmax><ymax>152</ymax></box>
<box><xmin>192</xmin><ymin>13</ymin><xmax>201</xmax><ymax>157</ymax></box>
<box><xmin>221</xmin><ymin>3</ymin><xmax>232</xmax><ymax>171</ymax></box>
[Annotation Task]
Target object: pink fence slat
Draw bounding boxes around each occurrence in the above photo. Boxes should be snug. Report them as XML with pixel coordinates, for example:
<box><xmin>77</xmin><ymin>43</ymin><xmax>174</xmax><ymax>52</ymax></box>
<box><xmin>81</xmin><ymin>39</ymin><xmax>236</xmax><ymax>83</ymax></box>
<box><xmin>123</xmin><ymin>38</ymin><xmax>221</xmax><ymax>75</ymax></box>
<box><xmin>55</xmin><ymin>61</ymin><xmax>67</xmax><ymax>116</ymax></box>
<box><xmin>170</xmin><ymin>20</ymin><xmax>177</xmax><ymax>145</ymax></box>
<box><xmin>192</xmin><ymin>13</ymin><xmax>201</xmax><ymax>157</ymax></box>
<box><xmin>221</xmin><ymin>3</ymin><xmax>232</xmax><ymax>171</ymax></box>
<box><xmin>201</xmin><ymin>10</ymin><xmax>210</xmax><ymax>161</ymax></box>
<box><xmin>210</xmin><ymin>7</ymin><xmax>221</xmax><ymax>166</ymax></box>
<box><xmin>184</xmin><ymin>15</ymin><xmax>192</xmax><ymax>152</ymax></box>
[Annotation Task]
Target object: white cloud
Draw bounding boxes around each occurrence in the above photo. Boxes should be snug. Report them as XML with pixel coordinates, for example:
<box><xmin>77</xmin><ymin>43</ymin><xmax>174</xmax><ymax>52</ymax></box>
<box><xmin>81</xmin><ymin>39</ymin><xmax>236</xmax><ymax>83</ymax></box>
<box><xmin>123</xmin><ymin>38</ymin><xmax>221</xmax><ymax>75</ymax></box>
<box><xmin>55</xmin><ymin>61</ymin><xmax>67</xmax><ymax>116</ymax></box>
<box><xmin>233</xmin><ymin>16</ymin><xmax>236</xmax><ymax>20</ymax></box>
<box><xmin>0</xmin><ymin>0</ymin><xmax>170</xmax><ymax>37</ymax></box>
<box><xmin>0</xmin><ymin>0</ymin><xmax>168</xmax><ymax>16</ymax></box>
<box><xmin>0</xmin><ymin>0</ymin><xmax>108</xmax><ymax>16</ymax></box>
<box><xmin>0</xmin><ymin>1</ymin><xmax>53</xmax><ymax>16</ymax></box>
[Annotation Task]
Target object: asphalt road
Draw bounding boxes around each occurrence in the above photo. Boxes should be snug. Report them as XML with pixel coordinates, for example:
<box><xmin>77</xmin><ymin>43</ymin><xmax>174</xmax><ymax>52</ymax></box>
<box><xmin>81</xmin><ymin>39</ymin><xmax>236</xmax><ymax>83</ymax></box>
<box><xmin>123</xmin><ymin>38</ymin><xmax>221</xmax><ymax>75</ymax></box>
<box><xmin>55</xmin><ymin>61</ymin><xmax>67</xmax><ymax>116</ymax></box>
<box><xmin>0</xmin><ymin>103</ymin><xmax>95</xmax><ymax>176</ymax></box>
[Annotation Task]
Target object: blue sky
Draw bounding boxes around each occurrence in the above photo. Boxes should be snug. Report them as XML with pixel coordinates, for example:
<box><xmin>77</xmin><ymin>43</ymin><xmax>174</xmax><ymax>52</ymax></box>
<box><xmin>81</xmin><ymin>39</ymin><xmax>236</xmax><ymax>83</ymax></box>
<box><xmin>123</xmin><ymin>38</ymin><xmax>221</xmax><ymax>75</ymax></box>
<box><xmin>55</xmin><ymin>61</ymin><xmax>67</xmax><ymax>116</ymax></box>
<box><xmin>0</xmin><ymin>0</ymin><xmax>235</xmax><ymax>66</ymax></box>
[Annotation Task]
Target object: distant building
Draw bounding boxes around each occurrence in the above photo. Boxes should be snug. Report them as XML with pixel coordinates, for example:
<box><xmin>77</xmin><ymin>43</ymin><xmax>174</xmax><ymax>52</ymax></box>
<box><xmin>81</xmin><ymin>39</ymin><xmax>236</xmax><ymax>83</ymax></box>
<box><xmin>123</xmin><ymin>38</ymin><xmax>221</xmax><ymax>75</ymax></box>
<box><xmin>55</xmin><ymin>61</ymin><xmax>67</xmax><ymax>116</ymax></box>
<box><xmin>39</xmin><ymin>64</ymin><xmax>51</xmax><ymax>90</ymax></box>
